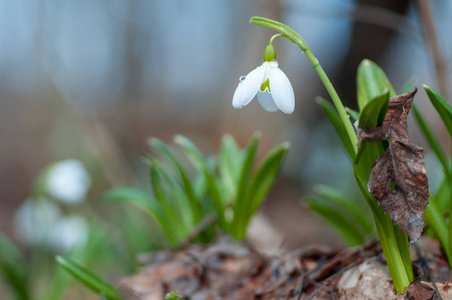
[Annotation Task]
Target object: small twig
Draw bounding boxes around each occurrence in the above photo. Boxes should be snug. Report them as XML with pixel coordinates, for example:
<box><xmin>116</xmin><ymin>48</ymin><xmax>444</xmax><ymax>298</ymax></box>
<box><xmin>413</xmin><ymin>243</ymin><xmax>442</xmax><ymax>300</ymax></box>
<box><xmin>416</xmin><ymin>0</ymin><xmax>449</xmax><ymax>101</ymax></box>
<box><xmin>180</xmin><ymin>214</ymin><xmax>218</xmax><ymax>249</ymax></box>
<box><xmin>342</xmin><ymin>289</ymin><xmax>349</xmax><ymax>300</ymax></box>
<box><xmin>305</xmin><ymin>279</ymin><xmax>331</xmax><ymax>300</ymax></box>
<box><xmin>288</xmin><ymin>3</ymin><xmax>421</xmax><ymax>45</ymax></box>
<box><xmin>305</xmin><ymin>258</ymin><xmax>363</xmax><ymax>300</ymax></box>
<box><xmin>297</xmin><ymin>256</ymin><xmax>329</xmax><ymax>300</ymax></box>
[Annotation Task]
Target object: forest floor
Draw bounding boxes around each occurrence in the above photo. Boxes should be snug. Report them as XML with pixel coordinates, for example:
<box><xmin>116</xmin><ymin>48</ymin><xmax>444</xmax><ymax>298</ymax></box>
<box><xmin>120</xmin><ymin>236</ymin><xmax>452</xmax><ymax>300</ymax></box>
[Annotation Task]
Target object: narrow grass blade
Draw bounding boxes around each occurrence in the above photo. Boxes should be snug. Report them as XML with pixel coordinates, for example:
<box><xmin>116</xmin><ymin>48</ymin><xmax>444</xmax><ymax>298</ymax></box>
<box><xmin>412</xmin><ymin>104</ymin><xmax>449</xmax><ymax>174</ymax></box>
<box><xmin>0</xmin><ymin>232</ymin><xmax>29</xmax><ymax>300</ymax></box>
<box><xmin>346</xmin><ymin>107</ymin><xmax>359</xmax><ymax>122</ymax></box>
<box><xmin>313</xmin><ymin>184</ymin><xmax>373</xmax><ymax>235</ymax></box>
<box><xmin>56</xmin><ymin>256</ymin><xmax>122</xmax><ymax>300</ymax></box>
<box><xmin>102</xmin><ymin>188</ymin><xmax>179</xmax><ymax>246</ymax></box>
<box><xmin>240</xmin><ymin>143</ymin><xmax>289</xmax><ymax>233</ymax></box>
<box><xmin>424</xmin><ymin>85</ymin><xmax>452</xmax><ymax>137</ymax></box>
<box><xmin>149</xmin><ymin>163</ymin><xmax>188</xmax><ymax>235</ymax></box>
<box><xmin>317</xmin><ymin>97</ymin><xmax>355</xmax><ymax>159</ymax></box>
<box><xmin>218</xmin><ymin>134</ymin><xmax>243</xmax><ymax>202</ymax></box>
<box><xmin>435</xmin><ymin>174</ymin><xmax>452</xmax><ymax>212</ymax></box>
<box><xmin>306</xmin><ymin>197</ymin><xmax>366</xmax><ymax>246</ymax></box>
<box><xmin>174</xmin><ymin>135</ymin><xmax>226</xmax><ymax>228</ymax></box>
<box><xmin>149</xmin><ymin>138</ymin><xmax>202</xmax><ymax>223</ymax></box>
<box><xmin>400</xmin><ymin>77</ymin><xmax>418</xmax><ymax>94</ymax></box>
<box><xmin>102</xmin><ymin>188</ymin><xmax>157</xmax><ymax>214</ymax></box>
<box><xmin>227</xmin><ymin>142</ymin><xmax>289</xmax><ymax>239</ymax></box>
<box><xmin>173</xmin><ymin>135</ymin><xmax>208</xmax><ymax>171</ymax></box>
<box><xmin>231</xmin><ymin>133</ymin><xmax>260</xmax><ymax>239</ymax></box>
<box><xmin>147</xmin><ymin>157</ymin><xmax>192</xmax><ymax>224</ymax></box>
<box><xmin>425</xmin><ymin>197</ymin><xmax>451</xmax><ymax>266</ymax></box>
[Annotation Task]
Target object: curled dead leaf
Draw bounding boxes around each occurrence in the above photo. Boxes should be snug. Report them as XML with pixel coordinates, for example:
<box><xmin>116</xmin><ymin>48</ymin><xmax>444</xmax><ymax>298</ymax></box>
<box><xmin>358</xmin><ymin>88</ymin><xmax>429</xmax><ymax>243</ymax></box>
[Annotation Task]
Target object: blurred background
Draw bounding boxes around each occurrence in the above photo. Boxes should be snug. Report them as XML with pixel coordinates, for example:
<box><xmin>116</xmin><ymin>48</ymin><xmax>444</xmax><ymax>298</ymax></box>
<box><xmin>0</xmin><ymin>0</ymin><xmax>451</xmax><ymax>297</ymax></box>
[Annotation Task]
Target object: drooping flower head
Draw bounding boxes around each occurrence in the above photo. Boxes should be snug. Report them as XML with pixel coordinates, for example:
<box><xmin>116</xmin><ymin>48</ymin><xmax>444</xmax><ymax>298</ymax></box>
<box><xmin>232</xmin><ymin>43</ymin><xmax>295</xmax><ymax>114</ymax></box>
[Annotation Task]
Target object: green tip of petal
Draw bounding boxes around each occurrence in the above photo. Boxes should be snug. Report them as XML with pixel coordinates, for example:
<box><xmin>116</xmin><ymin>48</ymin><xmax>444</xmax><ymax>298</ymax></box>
<box><xmin>260</xmin><ymin>78</ymin><xmax>271</xmax><ymax>92</ymax></box>
<box><xmin>264</xmin><ymin>44</ymin><xmax>276</xmax><ymax>62</ymax></box>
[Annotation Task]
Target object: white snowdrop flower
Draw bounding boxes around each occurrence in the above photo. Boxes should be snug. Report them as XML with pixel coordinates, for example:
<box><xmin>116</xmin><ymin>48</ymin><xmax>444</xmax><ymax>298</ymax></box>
<box><xmin>14</xmin><ymin>199</ymin><xmax>62</xmax><ymax>245</ymax></box>
<box><xmin>232</xmin><ymin>44</ymin><xmax>295</xmax><ymax>114</ymax></box>
<box><xmin>46</xmin><ymin>159</ymin><xmax>91</xmax><ymax>204</ymax></box>
<box><xmin>49</xmin><ymin>215</ymin><xmax>89</xmax><ymax>252</ymax></box>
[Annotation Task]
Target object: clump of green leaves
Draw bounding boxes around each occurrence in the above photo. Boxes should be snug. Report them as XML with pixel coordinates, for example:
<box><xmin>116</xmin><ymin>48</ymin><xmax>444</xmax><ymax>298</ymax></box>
<box><xmin>306</xmin><ymin>185</ymin><xmax>373</xmax><ymax>246</ymax></box>
<box><xmin>103</xmin><ymin>133</ymin><xmax>289</xmax><ymax>247</ymax></box>
<box><xmin>312</xmin><ymin>60</ymin><xmax>452</xmax><ymax>273</ymax></box>
<box><xmin>309</xmin><ymin>59</ymin><xmax>416</xmax><ymax>292</ymax></box>
<box><xmin>310</xmin><ymin>57</ymin><xmax>452</xmax><ymax>291</ymax></box>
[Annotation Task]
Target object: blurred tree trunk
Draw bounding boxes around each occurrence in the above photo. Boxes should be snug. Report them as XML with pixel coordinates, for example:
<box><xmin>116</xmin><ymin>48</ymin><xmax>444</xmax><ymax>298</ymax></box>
<box><xmin>333</xmin><ymin>0</ymin><xmax>411</xmax><ymax>109</ymax></box>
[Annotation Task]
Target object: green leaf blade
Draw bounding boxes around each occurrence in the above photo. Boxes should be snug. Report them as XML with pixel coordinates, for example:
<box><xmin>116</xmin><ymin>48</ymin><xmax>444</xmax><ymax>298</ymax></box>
<box><xmin>102</xmin><ymin>188</ymin><xmax>179</xmax><ymax>246</ymax></box>
<box><xmin>317</xmin><ymin>97</ymin><xmax>355</xmax><ymax>159</ymax></box>
<box><xmin>218</xmin><ymin>134</ymin><xmax>243</xmax><ymax>202</ymax></box>
<box><xmin>174</xmin><ymin>135</ymin><xmax>226</xmax><ymax>229</ymax></box>
<box><xmin>0</xmin><ymin>232</ymin><xmax>30</xmax><ymax>300</ymax></box>
<box><xmin>149</xmin><ymin>138</ymin><xmax>203</xmax><ymax>224</ymax></box>
<box><xmin>313</xmin><ymin>184</ymin><xmax>373</xmax><ymax>235</ymax></box>
<box><xmin>357</xmin><ymin>59</ymin><xmax>396</xmax><ymax>110</ymax></box>
<box><xmin>242</xmin><ymin>143</ymin><xmax>289</xmax><ymax>232</ymax></box>
<box><xmin>358</xmin><ymin>90</ymin><xmax>389</xmax><ymax>130</ymax></box>
<box><xmin>56</xmin><ymin>256</ymin><xmax>122</xmax><ymax>300</ymax></box>
<box><xmin>306</xmin><ymin>197</ymin><xmax>366</xmax><ymax>246</ymax></box>
<box><xmin>424</xmin><ymin>85</ymin><xmax>452</xmax><ymax>137</ymax></box>
<box><xmin>412</xmin><ymin>104</ymin><xmax>449</xmax><ymax>175</ymax></box>
<box><xmin>231</xmin><ymin>133</ymin><xmax>260</xmax><ymax>240</ymax></box>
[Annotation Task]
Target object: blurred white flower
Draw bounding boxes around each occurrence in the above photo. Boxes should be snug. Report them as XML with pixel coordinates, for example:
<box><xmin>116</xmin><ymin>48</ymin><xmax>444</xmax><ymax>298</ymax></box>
<box><xmin>49</xmin><ymin>215</ymin><xmax>89</xmax><ymax>252</ymax></box>
<box><xmin>232</xmin><ymin>60</ymin><xmax>295</xmax><ymax>114</ymax></box>
<box><xmin>46</xmin><ymin>159</ymin><xmax>91</xmax><ymax>204</ymax></box>
<box><xmin>14</xmin><ymin>199</ymin><xmax>89</xmax><ymax>252</ymax></box>
<box><xmin>14</xmin><ymin>199</ymin><xmax>61</xmax><ymax>245</ymax></box>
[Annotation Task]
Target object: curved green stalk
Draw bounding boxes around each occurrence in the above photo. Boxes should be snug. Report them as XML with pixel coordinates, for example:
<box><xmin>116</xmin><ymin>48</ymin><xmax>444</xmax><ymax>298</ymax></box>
<box><xmin>250</xmin><ymin>17</ymin><xmax>358</xmax><ymax>154</ymax></box>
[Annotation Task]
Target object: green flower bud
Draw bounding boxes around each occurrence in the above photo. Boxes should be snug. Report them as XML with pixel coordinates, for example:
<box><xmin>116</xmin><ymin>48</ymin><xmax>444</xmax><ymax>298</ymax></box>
<box><xmin>264</xmin><ymin>44</ymin><xmax>276</xmax><ymax>62</ymax></box>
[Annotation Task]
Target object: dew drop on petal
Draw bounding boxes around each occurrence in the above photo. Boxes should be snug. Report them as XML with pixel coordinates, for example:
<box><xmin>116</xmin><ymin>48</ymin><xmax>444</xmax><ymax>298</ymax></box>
<box><xmin>239</xmin><ymin>75</ymin><xmax>246</xmax><ymax>82</ymax></box>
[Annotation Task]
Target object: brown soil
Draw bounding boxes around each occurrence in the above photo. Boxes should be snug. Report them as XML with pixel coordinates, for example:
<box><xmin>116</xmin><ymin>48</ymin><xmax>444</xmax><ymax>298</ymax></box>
<box><xmin>119</xmin><ymin>236</ymin><xmax>452</xmax><ymax>300</ymax></box>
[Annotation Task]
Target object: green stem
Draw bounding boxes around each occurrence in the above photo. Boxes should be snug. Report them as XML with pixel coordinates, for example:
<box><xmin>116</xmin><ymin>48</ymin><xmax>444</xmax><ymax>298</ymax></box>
<box><xmin>394</xmin><ymin>225</ymin><xmax>414</xmax><ymax>281</ymax></box>
<box><xmin>250</xmin><ymin>17</ymin><xmax>358</xmax><ymax>154</ymax></box>
<box><xmin>269</xmin><ymin>34</ymin><xmax>284</xmax><ymax>45</ymax></box>
<box><xmin>304</xmin><ymin>50</ymin><xmax>358</xmax><ymax>153</ymax></box>
<box><xmin>356</xmin><ymin>177</ymin><xmax>411</xmax><ymax>293</ymax></box>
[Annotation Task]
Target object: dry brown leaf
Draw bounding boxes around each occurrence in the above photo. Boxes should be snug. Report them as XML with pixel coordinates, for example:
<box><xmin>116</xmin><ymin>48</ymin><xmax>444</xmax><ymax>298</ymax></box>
<box><xmin>358</xmin><ymin>88</ymin><xmax>429</xmax><ymax>243</ymax></box>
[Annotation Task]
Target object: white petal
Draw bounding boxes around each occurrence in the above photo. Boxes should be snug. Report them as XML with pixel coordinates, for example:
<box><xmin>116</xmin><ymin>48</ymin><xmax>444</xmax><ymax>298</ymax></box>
<box><xmin>269</xmin><ymin>67</ymin><xmax>295</xmax><ymax>114</ymax></box>
<box><xmin>257</xmin><ymin>91</ymin><xmax>279</xmax><ymax>112</ymax></box>
<box><xmin>49</xmin><ymin>215</ymin><xmax>89</xmax><ymax>252</ymax></box>
<box><xmin>47</xmin><ymin>160</ymin><xmax>91</xmax><ymax>204</ymax></box>
<box><xmin>232</xmin><ymin>64</ymin><xmax>266</xmax><ymax>109</ymax></box>
<box><xmin>14</xmin><ymin>199</ymin><xmax>62</xmax><ymax>245</ymax></box>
